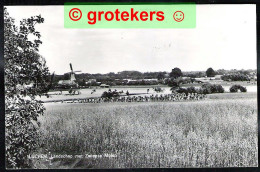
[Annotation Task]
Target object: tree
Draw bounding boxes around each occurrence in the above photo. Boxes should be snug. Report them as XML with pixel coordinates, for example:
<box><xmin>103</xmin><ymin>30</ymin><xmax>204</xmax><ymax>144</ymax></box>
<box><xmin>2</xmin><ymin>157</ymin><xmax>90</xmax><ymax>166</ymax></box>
<box><xmin>63</xmin><ymin>73</ymin><xmax>70</xmax><ymax>80</ymax></box>
<box><xmin>157</xmin><ymin>72</ymin><xmax>165</xmax><ymax>80</ymax></box>
<box><xmin>77</xmin><ymin>79</ymin><xmax>87</xmax><ymax>87</ymax></box>
<box><xmin>168</xmin><ymin>77</ymin><xmax>183</xmax><ymax>89</ymax></box>
<box><xmin>206</xmin><ymin>67</ymin><xmax>216</xmax><ymax>77</ymax></box>
<box><xmin>4</xmin><ymin>8</ymin><xmax>48</xmax><ymax>168</ymax></box>
<box><xmin>170</xmin><ymin>67</ymin><xmax>183</xmax><ymax>78</ymax></box>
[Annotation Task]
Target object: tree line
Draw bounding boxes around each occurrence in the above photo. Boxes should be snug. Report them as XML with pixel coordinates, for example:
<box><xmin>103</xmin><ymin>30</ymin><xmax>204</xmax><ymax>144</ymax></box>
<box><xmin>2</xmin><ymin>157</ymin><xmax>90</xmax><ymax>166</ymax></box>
<box><xmin>52</xmin><ymin>67</ymin><xmax>256</xmax><ymax>87</ymax></box>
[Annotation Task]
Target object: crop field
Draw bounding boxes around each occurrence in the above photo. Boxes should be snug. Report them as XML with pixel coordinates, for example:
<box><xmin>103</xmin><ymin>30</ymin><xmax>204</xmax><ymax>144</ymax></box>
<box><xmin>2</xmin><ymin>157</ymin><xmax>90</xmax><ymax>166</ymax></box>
<box><xmin>33</xmin><ymin>92</ymin><xmax>258</xmax><ymax>168</ymax></box>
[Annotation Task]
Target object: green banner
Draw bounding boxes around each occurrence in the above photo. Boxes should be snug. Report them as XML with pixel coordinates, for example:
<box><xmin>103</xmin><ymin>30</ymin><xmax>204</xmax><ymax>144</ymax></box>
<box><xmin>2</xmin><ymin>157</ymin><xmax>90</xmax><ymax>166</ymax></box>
<box><xmin>64</xmin><ymin>3</ymin><xmax>196</xmax><ymax>28</ymax></box>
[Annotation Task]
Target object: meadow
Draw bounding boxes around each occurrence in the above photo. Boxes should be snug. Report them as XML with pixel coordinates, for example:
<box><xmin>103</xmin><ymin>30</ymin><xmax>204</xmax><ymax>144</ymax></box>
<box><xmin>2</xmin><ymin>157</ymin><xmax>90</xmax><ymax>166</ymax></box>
<box><xmin>33</xmin><ymin>93</ymin><xmax>258</xmax><ymax>168</ymax></box>
<box><xmin>40</xmin><ymin>84</ymin><xmax>257</xmax><ymax>102</ymax></box>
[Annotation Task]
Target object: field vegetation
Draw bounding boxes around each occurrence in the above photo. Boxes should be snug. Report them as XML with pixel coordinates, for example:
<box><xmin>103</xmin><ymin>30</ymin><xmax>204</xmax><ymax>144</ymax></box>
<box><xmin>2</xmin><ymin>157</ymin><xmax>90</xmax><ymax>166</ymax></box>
<box><xmin>33</xmin><ymin>93</ymin><xmax>258</xmax><ymax>168</ymax></box>
<box><xmin>230</xmin><ymin>85</ymin><xmax>247</xmax><ymax>93</ymax></box>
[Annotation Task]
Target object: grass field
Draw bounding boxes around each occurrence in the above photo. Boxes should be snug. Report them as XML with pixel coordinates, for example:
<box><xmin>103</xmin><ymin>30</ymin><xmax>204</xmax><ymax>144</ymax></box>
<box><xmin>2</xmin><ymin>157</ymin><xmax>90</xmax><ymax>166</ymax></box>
<box><xmin>33</xmin><ymin>93</ymin><xmax>258</xmax><ymax>168</ymax></box>
<box><xmin>40</xmin><ymin>83</ymin><xmax>256</xmax><ymax>103</ymax></box>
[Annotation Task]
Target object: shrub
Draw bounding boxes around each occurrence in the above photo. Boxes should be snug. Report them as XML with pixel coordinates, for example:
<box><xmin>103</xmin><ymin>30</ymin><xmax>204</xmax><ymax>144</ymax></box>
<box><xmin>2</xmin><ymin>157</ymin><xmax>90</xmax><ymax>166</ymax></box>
<box><xmin>167</xmin><ymin>77</ymin><xmax>183</xmax><ymax>87</ymax></box>
<box><xmin>101</xmin><ymin>90</ymin><xmax>119</xmax><ymax>98</ymax></box>
<box><xmin>230</xmin><ymin>85</ymin><xmax>247</xmax><ymax>93</ymax></box>
<box><xmin>174</xmin><ymin>85</ymin><xmax>224</xmax><ymax>95</ymax></box>
<box><xmin>200</xmin><ymin>84</ymin><xmax>225</xmax><ymax>94</ymax></box>
<box><xmin>175</xmin><ymin>86</ymin><xmax>200</xmax><ymax>95</ymax></box>
<box><xmin>186</xmin><ymin>86</ymin><xmax>197</xmax><ymax>93</ymax></box>
<box><xmin>230</xmin><ymin>85</ymin><xmax>239</xmax><ymax>92</ymax></box>
<box><xmin>222</xmin><ymin>74</ymin><xmax>250</xmax><ymax>81</ymax></box>
<box><xmin>176</xmin><ymin>87</ymin><xmax>188</xmax><ymax>95</ymax></box>
<box><xmin>240</xmin><ymin>86</ymin><xmax>247</xmax><ymax>92</ymax></box>
<box><xmin>214</xmin><ymin>84</ymin><xmax>225</xmax><ymax>93</ymax></box>
<box><xmin>201</xmin><ymin>84</ymin><xmax>213</xmax><ymax>94</ymax></box>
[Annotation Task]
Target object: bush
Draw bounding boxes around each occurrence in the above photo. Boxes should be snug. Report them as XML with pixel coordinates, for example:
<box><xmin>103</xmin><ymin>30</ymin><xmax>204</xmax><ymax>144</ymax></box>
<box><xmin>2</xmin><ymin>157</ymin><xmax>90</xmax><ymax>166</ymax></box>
<box><xmin>175</xmin><ymin>86</ymin><xmax>200</xmax><ymax>95</ymax></box>
<box><xmin>200</xmin><ymin>84</ymin><xmax>212</xmax><ymax>94</ymax></box>
<box><xmin>214</xmin><ymin>84</ymin><xmax>225</xmax><ymax>93</ymax></box>
<box><xmin>230</xmin><ymin>85</ymin><xmax>247</xmax><ymax>93</ymax></box>
<box><xmin>167</xmin><ymin>77</ymin><xmax>182</xmax><ymax>87</ymax></box>
<box><xmin>101</xmin><ymin>90</ymin><xmax>119</xmax><ymax>98</ymax></box>
<box><xmin>230</xmin><ymin>85</ymin><xmax>239</xmax><ymax>92</ymax></box>
<box><xmin>200</xmin><ymin>84</ymin><xmax>225</xmax><ymax>94</ymax></box>
<box><xmin>222</xmin><ymin>74</ymin><xmax>250</xmax><ymax>81</ymax></box>
<box><xmin>176</xmin><ymin>87</ymin><xmax>188</xmax><ymax>95</ymax></box>
<box><xmin>174</xmin><ymin>84</ymin><xmax>224</xmax><ymax>95</ymax></box>
<box><xmin>240</xmin><ymin>86</ymin><xmax>247</xmax><ymax>92</ymax></box>
<box><xmin>186</xmin><ymin>86</ymin><xmax>197</xmax><ymax>93</ymax></box>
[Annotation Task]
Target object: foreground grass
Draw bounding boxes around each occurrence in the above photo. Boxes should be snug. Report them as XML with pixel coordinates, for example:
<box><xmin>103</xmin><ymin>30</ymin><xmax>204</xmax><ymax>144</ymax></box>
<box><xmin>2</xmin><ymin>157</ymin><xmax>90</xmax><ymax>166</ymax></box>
<box><xmin>34</xmin><ymin>95</ymin><xmax>257</xmax><ymax>168</ymax></box>
<box><xmin>207</xmin><ymin>92</ymin><xmax>257</xmax><ymax>100</ymax></box>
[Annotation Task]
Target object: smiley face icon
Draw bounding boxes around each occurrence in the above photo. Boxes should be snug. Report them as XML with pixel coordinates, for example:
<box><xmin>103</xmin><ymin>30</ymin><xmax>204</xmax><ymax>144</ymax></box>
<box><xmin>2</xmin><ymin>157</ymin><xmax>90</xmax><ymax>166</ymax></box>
<box><xmin>173</xmin><ymin>11</ymin><xmax>184</xmax><ymax>22</ymax></box>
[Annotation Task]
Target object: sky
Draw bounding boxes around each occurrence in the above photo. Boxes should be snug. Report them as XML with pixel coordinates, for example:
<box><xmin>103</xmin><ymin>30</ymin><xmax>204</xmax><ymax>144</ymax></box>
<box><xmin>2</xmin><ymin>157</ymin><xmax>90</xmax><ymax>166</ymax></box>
<box><xmin>6</xmin><ymin>5</ymin><xmax>256</xmax><ymax>74</ymax></box>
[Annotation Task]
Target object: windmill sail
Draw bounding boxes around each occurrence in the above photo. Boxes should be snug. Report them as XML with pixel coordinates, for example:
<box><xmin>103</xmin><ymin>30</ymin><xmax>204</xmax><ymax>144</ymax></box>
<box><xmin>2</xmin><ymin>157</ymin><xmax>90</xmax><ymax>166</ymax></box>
<box><xmin>70</xmin><ymin>63</ymin><xmax>73</xmax><ymax>72</ymax></box>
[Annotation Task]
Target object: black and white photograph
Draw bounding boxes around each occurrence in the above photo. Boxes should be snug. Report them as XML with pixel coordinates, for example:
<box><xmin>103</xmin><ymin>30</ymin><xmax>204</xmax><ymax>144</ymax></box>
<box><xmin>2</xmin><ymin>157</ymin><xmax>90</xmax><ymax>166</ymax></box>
<box><xmin>4</xmin><ymin>4</ymin><xmax>258</xmax><ymax>169</ymax></box>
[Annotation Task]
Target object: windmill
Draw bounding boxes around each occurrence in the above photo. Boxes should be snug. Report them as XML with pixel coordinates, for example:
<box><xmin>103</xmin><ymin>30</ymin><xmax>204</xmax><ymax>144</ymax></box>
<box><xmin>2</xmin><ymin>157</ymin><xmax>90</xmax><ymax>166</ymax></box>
<box><xmin>47</xmin><ymin>63</ymin><xmax>82</xmax><ymax>95</ymax></box>
<box><xmin>44</xmin><ymin>63</ymin><xmax>82</xmax><ymax>96</ymax></box>
<box><xmin>69</xmin><ymin>63</ymin><xmax>81</xmax><ymax>81</ymax></box>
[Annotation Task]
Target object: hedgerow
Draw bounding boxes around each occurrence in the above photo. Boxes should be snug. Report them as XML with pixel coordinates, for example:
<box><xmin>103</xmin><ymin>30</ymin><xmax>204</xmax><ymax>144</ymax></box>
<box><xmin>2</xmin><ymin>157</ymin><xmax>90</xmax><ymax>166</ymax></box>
<box><xmin>175</xmin><ymin>84</ymin><xmax>225</xmax><ymax>95</ymax></box>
